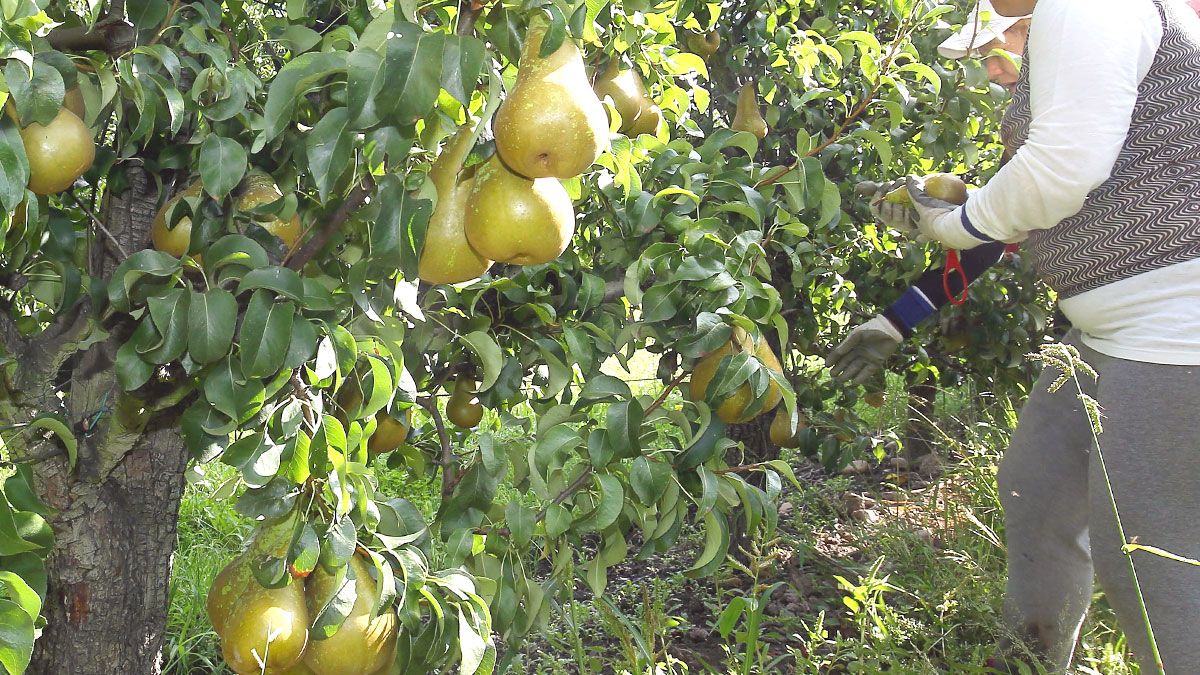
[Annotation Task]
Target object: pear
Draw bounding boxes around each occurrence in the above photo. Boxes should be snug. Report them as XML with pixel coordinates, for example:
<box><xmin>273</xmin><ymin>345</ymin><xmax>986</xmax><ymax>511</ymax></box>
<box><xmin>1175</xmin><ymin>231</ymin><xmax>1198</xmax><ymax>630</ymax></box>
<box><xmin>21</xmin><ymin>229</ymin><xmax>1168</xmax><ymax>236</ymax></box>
<box><xmin>493</xmin><ymin>17</ymin><xmax>609</xmax><ymax>179</ymax></box>
<box><xmin>304</xmin><ymin>556</ymin><xmax>399</xmax><ymax>675</ymax></box>
<box><xmin>208</xmin><ymin>512</ymin><xmax>309</xmax><ymax>674</ymax></box>
<box><xmin>151</xmin><ymin>182</ymin><xmax>204</xmax><ymax>258</ymax></box>
<box><xmin>369</xmin><ymin>408</ymin><xmax>413</xmax><ymax>456</ymax></box>
<box><xmin>883</xmin><ymin>173</ymin><xmax>968</xmax><ymax>206</ymax></box>
<box><xmin>445</xmin><ymin>378</ymin><xmax>484</xmax><ymax>429</ymax></box>
<box><xmin>20</xmin><ymin>108</ymin><xmax>96</xmax><ymax>195</ymax></box>
<box><xmin>418</xmin><ymin>122</ymin><xmax>493</xmax><ymax>284</ymax></box>
<box><xmin>238</xmin><ymin>172</ymin><xmax>304</xmax><ymax>253</ymax></box>
<box><xmin>63</xmin><ymin>87</ymin><xmax>86</xmax><ymax>121</ymax></box>
<box><xmin>769</xmin><ymin>408</ymin><xmax>806</xmax><ymax>448</ymax></box>
<box><xmin>685</xmin><ymin>30</ymin><xmax>721</xmax><ymax>60</ymax></box>
<box><xmin>464</xmin><ymin>156</ymin><xmax>575</xmax><ymax>266</ymax></box>
<box><xmin>593</xmin><ymin>61</ymin><xmax>662</xmax><ymax>137</ymax></box>
<box><xmin>731</xmin><ymin>81</ymin><xmax>768</xmax><ymax>139</ymax></box>
<box><xmin>689</xmin><ymin>327</ymin><xmax>784</xmax><ymax>424</ymax></box>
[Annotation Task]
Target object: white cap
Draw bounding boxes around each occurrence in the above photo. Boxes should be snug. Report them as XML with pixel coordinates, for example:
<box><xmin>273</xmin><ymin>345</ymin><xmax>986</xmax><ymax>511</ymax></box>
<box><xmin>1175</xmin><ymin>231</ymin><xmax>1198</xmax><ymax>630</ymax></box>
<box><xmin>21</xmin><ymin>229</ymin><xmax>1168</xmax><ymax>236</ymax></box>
<box><xmin>938</xmin><ymin>1</ymin><xmax>1031</xmax><ymax>60</ymax></box>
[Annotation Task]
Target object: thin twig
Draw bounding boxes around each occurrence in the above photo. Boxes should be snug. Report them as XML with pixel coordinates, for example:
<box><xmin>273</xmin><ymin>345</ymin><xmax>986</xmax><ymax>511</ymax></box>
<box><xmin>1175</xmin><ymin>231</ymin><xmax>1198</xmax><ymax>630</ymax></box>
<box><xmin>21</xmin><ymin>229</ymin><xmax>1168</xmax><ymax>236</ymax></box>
<box><xmin>418</xmin><ymin>396</ymin><xmax>456</xmax><ymax>498</ymax></box>
<box><xmin>67</xmin><ymin>192</ymin><xmax>130</xmax><ymax>259</ymax></box>
<box><xmin>284</xmin><ymin>176</ymin><xmax>375</xmax><ymax>271</ymax></box>
<box><xmin>753</xmin><ymin>7</ymin><xmax>920</xmax><ymax>190</ymax></box>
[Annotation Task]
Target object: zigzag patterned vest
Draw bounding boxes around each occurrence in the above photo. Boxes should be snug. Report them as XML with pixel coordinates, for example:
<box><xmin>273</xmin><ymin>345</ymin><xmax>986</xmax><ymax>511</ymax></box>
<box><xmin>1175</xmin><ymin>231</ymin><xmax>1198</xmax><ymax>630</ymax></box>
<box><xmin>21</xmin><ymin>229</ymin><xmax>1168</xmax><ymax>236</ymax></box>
<box><xmin>1000</xmin><ymin>0</ymin><xmax>1200</xmax><ymax>299</ymax></box>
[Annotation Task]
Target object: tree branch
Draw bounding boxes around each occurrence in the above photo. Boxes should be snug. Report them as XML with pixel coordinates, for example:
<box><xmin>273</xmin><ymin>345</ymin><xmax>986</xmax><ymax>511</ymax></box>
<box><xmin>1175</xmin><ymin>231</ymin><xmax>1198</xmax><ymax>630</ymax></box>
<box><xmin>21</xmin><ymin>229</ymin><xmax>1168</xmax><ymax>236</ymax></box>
<box><xmin>284</xmin><ymin>176</ymin><xmax>376</xmax><ymax>271</ymax></box>
<box><xmin>418</xmin><ymin>396</ymin><xmax>456</xmax><ymax>499</ymax></box>
<box><xmin>46</xmin><ymin>17</ymin><xmax>135</xmax><ymax>57</ymax></box>
<box><xmin>456</xmin><ymin>0</ymin><xmax>485</xmax><ymax>36</ymax></box>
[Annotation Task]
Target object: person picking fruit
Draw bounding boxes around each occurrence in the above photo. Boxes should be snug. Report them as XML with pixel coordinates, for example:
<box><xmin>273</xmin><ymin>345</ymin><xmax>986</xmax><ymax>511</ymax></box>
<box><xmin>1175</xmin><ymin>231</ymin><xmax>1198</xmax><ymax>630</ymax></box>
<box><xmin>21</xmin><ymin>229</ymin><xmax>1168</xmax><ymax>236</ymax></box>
<box><xmin>844</xmin><ymin>1</ymin><xmax>1200</xmax><ymax>672</ymax></box>
<box><xmin>827</xmin><ymin>1</ymin><xmax>1029</xmax><ymax>386</ymax></box>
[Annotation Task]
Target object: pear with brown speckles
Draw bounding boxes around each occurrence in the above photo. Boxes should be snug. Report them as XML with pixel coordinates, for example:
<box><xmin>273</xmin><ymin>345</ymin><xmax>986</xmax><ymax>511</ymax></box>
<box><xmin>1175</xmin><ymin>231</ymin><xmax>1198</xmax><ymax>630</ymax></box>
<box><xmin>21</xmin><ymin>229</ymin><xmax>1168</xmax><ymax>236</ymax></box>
<box><xmin>494</xmin><ymin>17</ymin><xmax>609</xmax><ymax>179</ymax></box>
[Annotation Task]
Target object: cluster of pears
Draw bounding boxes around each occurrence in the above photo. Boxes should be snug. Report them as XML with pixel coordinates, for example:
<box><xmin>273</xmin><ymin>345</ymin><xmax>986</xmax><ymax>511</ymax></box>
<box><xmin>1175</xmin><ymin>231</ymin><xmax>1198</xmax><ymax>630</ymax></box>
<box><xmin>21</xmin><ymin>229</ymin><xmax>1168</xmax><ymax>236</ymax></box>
<box><xmin>418</xmin><ymin>16</ymin><xmax>609</xmax><ymax>285</ymax></box>
<box><xmin>8</xmin><ymin>88</ymin><xmax>95</xmax><ymax>195</ymax></box>
<box><xmin>592</xmin><ymin>60</ymin><xmax>662</xmax><ymax>137</ymax></box>
<box><xmin>336</xmin><ymin>379</ymin><xmax>415</xmax><ymax>458</ymax></box>
<box><xmin>688</xmin><ymin>327</ymin><xmax>785</xmax><ymax>425</ymax></box>
<box><xmin>732</xmin><ymin>80</ymin><xmax>768</xmax><ymax>139</ymax></box>
<box><xmin>207</xmin><ymin>513</ymin><xmax>399</xmax><ymax>674</ymax></box>
<box><xmin>151</xmin><ymin>171</ymin><xmax>303</xmax><ymax>259</ymax></box>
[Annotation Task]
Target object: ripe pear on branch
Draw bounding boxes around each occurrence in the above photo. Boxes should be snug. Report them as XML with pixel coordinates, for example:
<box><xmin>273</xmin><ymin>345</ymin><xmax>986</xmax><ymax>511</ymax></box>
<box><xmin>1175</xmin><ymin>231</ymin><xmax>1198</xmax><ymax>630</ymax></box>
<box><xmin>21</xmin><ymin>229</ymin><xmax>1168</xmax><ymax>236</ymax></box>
<box><xmin>731</xmin><ymin>81</ymin><xmax>768</xmax><ymax>139</ymax></box>
<box><xmin>303</xmin><ymin>555</ymin><xmax>399</xmax><ymax>675</ymax></box>
<box><xmin>418</xmin><ymin>121</ymin><xmax>494</xmax><ymax>284</ymax></box>
<box><xmin>445</xmin><ymin>378</ymin><xmax>485</xmax><ymax>429</ymax></box>
<box><xmin>494</xmin><ymin>16</ymin><xmax>610</xmax><ymax>179</ymax></box>
<box><xmin>685</xmin><ymin>29</ymin><xmax>721</xmax><ymax>60</ymax></box>
<box><xmin>207</xmin><ymin>512</ymin><xmax>309</xmax><ymax>674</ymax></box>
<box><xmin>882</xmin><ymin>173</ymin><xmax>969</xmax><ymax>206</ymax></box>
<box><xmin>689</xmin><ymin>327</ymin><xmax>784</xmax><ymax>424</ymax></box>
<box><xmin>593</xmin><ymin>60</ymin><xmax>663</xmax><ymax>137</ymax></box>
<box><xmin>17</xmin><ymin>107</ymin><xmax>96</xmax><ymax>195</ymax></box>
<box><xmin>464</xmin><ymin>155</ymin><xmax>575</xmax><ymax>266</ymax></box>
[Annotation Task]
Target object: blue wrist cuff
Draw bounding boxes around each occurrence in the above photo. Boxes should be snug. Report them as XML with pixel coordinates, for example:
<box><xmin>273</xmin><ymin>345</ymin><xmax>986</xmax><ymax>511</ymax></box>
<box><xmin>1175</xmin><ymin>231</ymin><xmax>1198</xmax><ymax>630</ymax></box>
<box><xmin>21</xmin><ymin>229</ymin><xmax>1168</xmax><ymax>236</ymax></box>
<box><xmin>960</xmin><ymin>207</ymin><xmax>996</xmax><ymax>243</ymax></box>
<box><xmin>886</xmin><ymin>288</ymin><xmax>937</xmax><ymax>334</ymax></box>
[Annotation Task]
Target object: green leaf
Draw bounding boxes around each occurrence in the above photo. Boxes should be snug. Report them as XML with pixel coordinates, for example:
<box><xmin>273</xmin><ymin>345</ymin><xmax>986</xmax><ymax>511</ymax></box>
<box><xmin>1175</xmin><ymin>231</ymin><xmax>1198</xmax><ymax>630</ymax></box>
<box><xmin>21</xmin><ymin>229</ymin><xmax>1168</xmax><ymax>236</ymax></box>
<box><xmin>239</xmin><ymin>289</ymin><xmax>296</xmax><ymax>378</ymax></box>
<box><xmin>461</xmin><ymin>331</ymin><xmax>502</xmax><ymax>392</ymax></box>
<box><xmin>575</xmin><ymin>474</ymin><xmax>623</xmax><ymax>533</ymax></box>
<box><xmin>543</xmin><ymin>503</ymin><xmax>571</xmax><ymax>538</ymax></box>
<box><xmin>187</xmin><ymin>289</ymin><xmax>238</xmax><ymax>364</ymax></box>
<box><xmin>261</xmin><ymin>51</ymin><xmax>348</xmax><ymax>143</ymax></box>
<box><xmin>115</xmin><ymin>327</ymin><xmax>156</xmax><ymax>391</ymax></box>
<box><xmin>203</xmin><ymin>358</ymin><xmax>267</xmax><ymax>424</ymax></box>
<box><xmin>685</xmin><ymin>509</ymin><xmax>729</xmax><ymax>578</ymax></box>
<box><xmin>371</xmin><ymin>175</ymin><xmax>431</xmax><ymax>275</ymax></box>
<box><xmin>579</xmin><ymin>374</ymin><xmax>631</xmax><ymax>402</ymax></box>
<box><xmin>382</xmin><ymin>23</ymin><xmax>444</xmax><ymax>123</ymax></box>
<box><xmin>306</xmin><ymin>107</ymin><xmax>352</xmax><ymax>201</ymax></box>
<box><xmin>28</xmin><ymin>415</ymin><xmax>78</xmax><ymax>473</ymax></box>
<box><xmin>198</xmin><ymin>135</ymin><xmax>247</xmax><ymax>200</ymax></box>
<box><xmin>639</xmin><ymin>285</ymin><xmax>678</xmax><ymax>323</ymax></box>
<box><xmin>439</xmin><ymin>35</ymin><xmax>486</xmax><ymax>106</ymax></box>
<box><xmin>630</xmin><ymin>456</ymin><xmax>670</xmax><ymax>506</ymax></box>
<box><xmin>237</xmin><ymin>266</ymin><xmax>305</xmax><ymax>301</ymax></box>
<box><xmin>4</xmin><ymin>59</ymin><xmax>64</xmax><ymax>126</ymax></box>
<box><xmin>346</xmin><ymin>47</ymin><xmax>387</xmax><ymax>128</ymax></box>
<box><xmin>0</xmin><ymin>597</ymin><xmax>34</xmax><ymax>675</ymax></box>
<box><xmin>0</xmin><ymin>497</ymin><xmax>39</xmax><ymax>556</ymax></box>
<box><xmin>0</xmin><ymin>120</ymin><xmax>29</xmax><ymax>213</ymax></box>
<box><xmin>145</xmin><ymin>288</ymin><xmax>190</xmax><ymax>364</ymax></box>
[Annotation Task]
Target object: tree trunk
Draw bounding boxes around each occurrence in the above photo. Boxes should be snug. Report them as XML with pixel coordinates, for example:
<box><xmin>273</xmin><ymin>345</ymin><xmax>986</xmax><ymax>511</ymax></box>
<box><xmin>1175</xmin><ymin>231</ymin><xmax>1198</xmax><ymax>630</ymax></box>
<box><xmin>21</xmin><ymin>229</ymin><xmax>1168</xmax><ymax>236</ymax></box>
<box><xmin>28</xmin><ymin>167</ymin><xmax>189</xmax><ymax>674</ymax></box>
<box><xmin>726</xmin><ymin>413</ymin><xmax>776</xmax><ymax>560</ymax></box>
<box><xmin>904</xmin><ymin>382</ymin><xmax>938</xmax><ymax>460</ymax></box>
<box><xmin>29</xmin><ymin>429</ymin><xmax>189</xmax><ymax>674</ymax></box>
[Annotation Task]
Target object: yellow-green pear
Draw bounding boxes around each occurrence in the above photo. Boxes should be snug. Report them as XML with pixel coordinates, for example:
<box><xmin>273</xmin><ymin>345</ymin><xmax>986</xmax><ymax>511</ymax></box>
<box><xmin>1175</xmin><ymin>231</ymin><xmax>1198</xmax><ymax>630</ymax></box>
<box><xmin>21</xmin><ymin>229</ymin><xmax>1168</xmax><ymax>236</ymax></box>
<box><xmin>418</xmin><ymin>122</ymin><xmax>493</xmax><ymax>284</ymax></box>
<box><xmin>685</xmin><ymin>30</ymin><xmax>721</xmax><ymax>59</ymax></box>
<box><xmin>494</xmin><ymin>18</ymin><xmax>609</xmax><ymax>179</ymax></box>
<box><xmin>593</xmin><ymin>61</ymin><xmax>661</xmax><ymax>137</ymax></box>
<box><xmin>731</xmin><ymin>81</ymin><xmax>768</xmax><ymax>140</ymax></box>
<box><xmin>464</xmin><ymin>156</ymin><xmax>575</xmax><ymax>266</ymax></box>
<box><xmin>21</xmin><ymin>108</ymin><xmax>95</xmax><ymax>195</ymax></box>
<box><xmin>689</xmin><ymin>327</ymin><xmax>784</xmax><ymax>424</ymax></box>
<box><xmin>883</xmin><ymin>173</ymin><xmax>968</xmax><ymax>207</ymax></box>
<box><xmin>303</xmin><ymin>556</ymin><xmax>399</xmax><ymax>675</ymax></box>
<box><xmin>207</xmin><ymin>513</ymin><xmax>309</xmax><ymax>674</ymax></box>
<box><xmin>446</xmin><ymin>378</ymin><xmax>485</xmax><ymax>429</ymax></box>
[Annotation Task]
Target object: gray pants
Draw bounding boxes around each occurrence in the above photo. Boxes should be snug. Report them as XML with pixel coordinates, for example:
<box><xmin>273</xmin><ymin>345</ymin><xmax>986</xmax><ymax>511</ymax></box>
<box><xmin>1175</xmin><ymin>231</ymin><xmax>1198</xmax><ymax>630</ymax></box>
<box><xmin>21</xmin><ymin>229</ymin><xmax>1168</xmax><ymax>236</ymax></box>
<box><xmin>998</xmin><ymin>332</ymin><xmax>1200</xmax><ymax>673</ymax></box>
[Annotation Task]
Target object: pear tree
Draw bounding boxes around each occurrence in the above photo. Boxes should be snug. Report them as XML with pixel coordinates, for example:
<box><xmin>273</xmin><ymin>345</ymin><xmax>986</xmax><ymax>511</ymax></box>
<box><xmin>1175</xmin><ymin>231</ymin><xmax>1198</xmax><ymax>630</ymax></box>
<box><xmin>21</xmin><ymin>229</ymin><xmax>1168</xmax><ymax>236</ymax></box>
<box><xmin>0</xmin><ymin>0</ymin><xmax>1049</xmax><ymax>672</ymax></box>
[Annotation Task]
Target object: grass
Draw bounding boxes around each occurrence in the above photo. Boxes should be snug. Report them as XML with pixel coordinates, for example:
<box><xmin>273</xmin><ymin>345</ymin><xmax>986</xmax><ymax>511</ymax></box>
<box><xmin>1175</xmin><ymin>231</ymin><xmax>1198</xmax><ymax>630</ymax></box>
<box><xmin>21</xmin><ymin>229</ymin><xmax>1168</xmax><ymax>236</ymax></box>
<box><xmin>162</xmin><ymin>366</ymin><xmax>1139</xmax><ymax>674</ymax></box>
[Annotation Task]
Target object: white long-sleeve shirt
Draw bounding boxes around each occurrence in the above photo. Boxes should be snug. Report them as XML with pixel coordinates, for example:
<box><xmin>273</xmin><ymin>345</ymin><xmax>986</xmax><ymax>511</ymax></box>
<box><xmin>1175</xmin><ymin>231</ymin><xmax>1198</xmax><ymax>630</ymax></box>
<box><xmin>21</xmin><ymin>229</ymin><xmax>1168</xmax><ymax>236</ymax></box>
<box><xmin>952</xmin><ymin>0</ymin><xmax>1200</xmax><ymax>365</ymax></box>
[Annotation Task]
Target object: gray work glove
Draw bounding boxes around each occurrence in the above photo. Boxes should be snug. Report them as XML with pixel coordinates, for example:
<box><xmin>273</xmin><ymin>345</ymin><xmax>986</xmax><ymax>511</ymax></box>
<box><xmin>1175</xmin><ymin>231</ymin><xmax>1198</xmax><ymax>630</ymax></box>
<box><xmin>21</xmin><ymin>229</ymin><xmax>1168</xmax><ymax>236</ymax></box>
<box><xmin>855</xmin><ymin>179</ymin><xmax>917</xmax><ymax>236</ymax></box>
<box><xmin>826</xmin><ymin>315</ymin><xmax>904</xmax><ymax>385</ymax></box>
<box><xmin>907</xmin><ymin>176</ymin><xmax>984</xmax><ymax>249</ymax></box>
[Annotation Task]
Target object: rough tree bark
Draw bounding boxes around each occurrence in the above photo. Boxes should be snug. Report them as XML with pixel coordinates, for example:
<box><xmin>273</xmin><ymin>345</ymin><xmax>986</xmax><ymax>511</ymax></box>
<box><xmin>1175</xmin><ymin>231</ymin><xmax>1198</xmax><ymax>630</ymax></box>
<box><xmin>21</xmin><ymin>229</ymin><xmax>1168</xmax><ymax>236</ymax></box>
<box><xmin>24</xmin><ymin>168</ymin><xmax>190</xmax><ymax>674</ymax></box>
